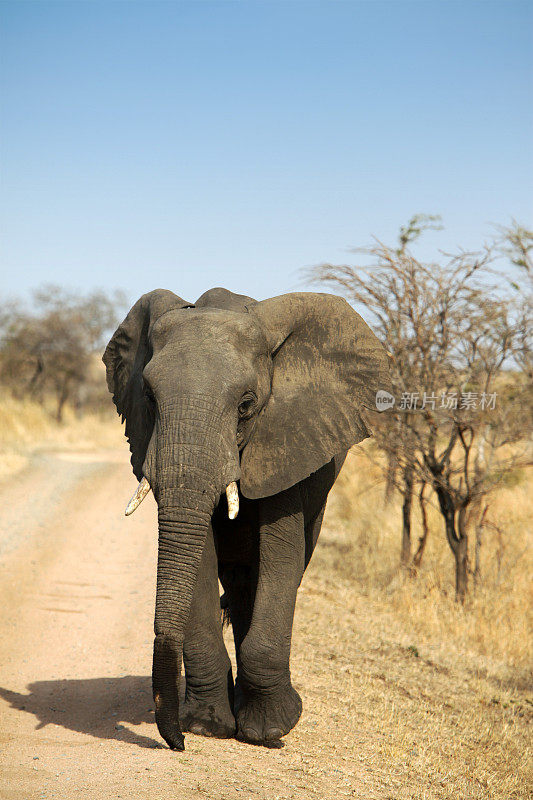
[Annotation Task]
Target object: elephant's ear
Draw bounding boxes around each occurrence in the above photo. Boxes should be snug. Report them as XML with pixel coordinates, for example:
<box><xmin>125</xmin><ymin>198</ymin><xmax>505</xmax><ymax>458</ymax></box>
<box><xmin>240</xmin><ymin>292</ymin><xmax>392</xmax><ymax>499</ymax></box>
<box><xmin>102</xmin><ymin>289</ymin><xmax>191</xmax><ymax>479</ymax></box>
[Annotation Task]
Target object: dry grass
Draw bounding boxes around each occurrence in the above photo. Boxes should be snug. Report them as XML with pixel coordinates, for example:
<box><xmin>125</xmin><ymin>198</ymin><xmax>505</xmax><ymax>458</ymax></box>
<box><xmin>0</xmin><ymin>395</ymin><xmax>124</xmax><ymax>481</ymax></box>
<box><xmin>327</xmin><ymin>445</ymin><xmax>533</xmax><ymax>679</ymax></box>
<box><xmin>307</xmin><ymin>442</ymin><xmax>532</xmax><ymax>797</ymax></box>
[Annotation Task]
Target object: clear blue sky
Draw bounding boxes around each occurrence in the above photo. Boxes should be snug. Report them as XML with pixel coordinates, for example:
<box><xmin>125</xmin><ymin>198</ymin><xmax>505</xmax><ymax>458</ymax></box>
<box><xmin>1</xmin><ymin>0</ymin><xmax>532</xmax><ymax>305</ymax></box>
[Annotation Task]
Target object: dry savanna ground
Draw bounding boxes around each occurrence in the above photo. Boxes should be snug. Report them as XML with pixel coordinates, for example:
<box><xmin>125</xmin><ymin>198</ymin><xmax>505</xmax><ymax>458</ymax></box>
<box><xmin>0</xmin><ymin>397</ymin><xmax>531</xmax><ymax>799</ymax></box>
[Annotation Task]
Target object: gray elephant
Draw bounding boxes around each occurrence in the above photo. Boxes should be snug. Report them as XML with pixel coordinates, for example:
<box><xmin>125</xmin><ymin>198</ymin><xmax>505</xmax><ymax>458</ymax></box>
<box><xmin>103</xmin><ymin>287</ymin><xmax>391</xmax><ymax>751</ymax></box>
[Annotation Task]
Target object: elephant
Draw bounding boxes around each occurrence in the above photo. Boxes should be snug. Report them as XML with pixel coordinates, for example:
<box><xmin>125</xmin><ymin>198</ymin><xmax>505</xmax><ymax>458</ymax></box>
<box><xmin>103</xmin><ymin>287</ymin><xmax>391</xmax><ymax>751</ymax></box>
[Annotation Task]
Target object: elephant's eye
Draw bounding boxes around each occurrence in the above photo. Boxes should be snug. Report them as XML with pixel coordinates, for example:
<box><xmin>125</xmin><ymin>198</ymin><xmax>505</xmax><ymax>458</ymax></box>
<box><xmin>238</xmin><ymin>392</ymin><xmax>256</xmax><ymax>419</ymax></box>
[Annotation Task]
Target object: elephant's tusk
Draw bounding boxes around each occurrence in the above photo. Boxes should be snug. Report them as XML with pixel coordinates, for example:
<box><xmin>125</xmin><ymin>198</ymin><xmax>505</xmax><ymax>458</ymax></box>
<box><xmin>226</xmin><ymin>481</ymin><xmax>239</xmax><ymax>520</ymax></box>
<box><xmin>125</xmin><ymin>476</ymin><xmax>151</xmax><ymax>516</ymax></box>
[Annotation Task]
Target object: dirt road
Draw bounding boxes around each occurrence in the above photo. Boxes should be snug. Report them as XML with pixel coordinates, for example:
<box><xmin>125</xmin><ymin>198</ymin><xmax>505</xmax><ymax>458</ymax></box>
<box><xmin>0</xmin><ymin>450</ymin><xmax>530</xmax><ymax>800</ymax></box>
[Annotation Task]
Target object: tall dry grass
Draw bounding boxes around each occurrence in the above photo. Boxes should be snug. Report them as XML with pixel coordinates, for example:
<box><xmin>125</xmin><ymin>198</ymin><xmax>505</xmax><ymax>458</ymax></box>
<box><xmin>0</xmin><ymin>394</ymin><xmax>124</xmax><ymax>481</ymax></box>
<box><xmin>324</xmin><ymin>443</ymin><xmax>533</xmax><ymax>685</ymax></box>
<box><xmin>306</xmin><ymin>442</ymin><xmax>532</xmax><ymax>798</ymax></box>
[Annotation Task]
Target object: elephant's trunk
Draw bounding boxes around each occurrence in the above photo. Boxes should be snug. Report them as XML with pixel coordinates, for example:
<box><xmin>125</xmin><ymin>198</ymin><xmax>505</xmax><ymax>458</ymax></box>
<box><xmin>147</xmin><ymin>399</ymin><xmax>239</xmax><ymax>750</ymax></box>
<box><xmin>152</xmin><ymin>494</ymin><xmax>213</xmax><ymax>750</ymax></box>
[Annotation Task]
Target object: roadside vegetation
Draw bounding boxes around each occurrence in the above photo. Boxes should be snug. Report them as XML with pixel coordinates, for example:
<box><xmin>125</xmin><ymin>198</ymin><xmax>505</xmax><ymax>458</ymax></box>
<box><xmin>324</xmin><ymin>445</ymin><xmax>532</xmax><ymax>682</ymax></box>
<box><xmin>304</xmin><ymin>217</ymin><xmax>532</xmax><ymax>796</ymax></box>
<box><xmin>308</xmin><ymin>216</ymin><xmax>532</xmax><ymax>603</ymax></box>
<box><xmin>0</xmin><ymin>393</ymin><xmax>124</xmax><ymax>482</ymax></box>
<box><xmin>0</xmin><ymin>286</ymin><xmax>126</xmax><ymax>480</ymax></box>
<box><xmin>307</xmin><ymin>460</ymin><xmax>532</xmax><ymax>798</ymax></box>
<box><xmin>0</xmin><ymin>285</ymin><xmax>126</xmax><ymax>422</ymax></box>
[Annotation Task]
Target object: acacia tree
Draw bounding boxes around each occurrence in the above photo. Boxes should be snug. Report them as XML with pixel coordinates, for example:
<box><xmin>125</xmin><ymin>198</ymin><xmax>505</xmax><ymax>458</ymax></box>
<box><xmin>0</xmin><ymin>286</ymin><xmax>126</xmax><ymax>421</ymax></box>
<box><xmin>308</xmin><ymin>218</ymin><xmax>532</xmax><ymax>601</ymax></box>
<box><xmin>495</xmin><ymin>220</ymin><xmax>533</xmax><ymax>384</ymax></box>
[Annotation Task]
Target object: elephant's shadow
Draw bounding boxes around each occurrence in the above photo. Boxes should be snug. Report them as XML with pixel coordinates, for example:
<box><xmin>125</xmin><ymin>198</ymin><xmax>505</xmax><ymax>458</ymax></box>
<box><xmin>0</xmin><ymin>675</ymin><xmax>167</xmax><ymax>749</ymax></box>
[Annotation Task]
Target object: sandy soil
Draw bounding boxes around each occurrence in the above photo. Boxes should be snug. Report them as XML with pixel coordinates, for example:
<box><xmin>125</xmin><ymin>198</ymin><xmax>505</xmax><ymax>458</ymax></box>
<box><xmin>0</xmin><ymin>450</ymin><xmax>530</xmax><ymax>799</ymax></box>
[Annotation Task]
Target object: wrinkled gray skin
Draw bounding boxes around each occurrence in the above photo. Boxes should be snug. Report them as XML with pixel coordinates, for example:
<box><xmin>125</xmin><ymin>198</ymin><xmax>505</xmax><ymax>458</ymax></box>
<box><xmin>103</xmin><ymin>287</ymin><xmax>391</xmax><ymax>751</ymax></box>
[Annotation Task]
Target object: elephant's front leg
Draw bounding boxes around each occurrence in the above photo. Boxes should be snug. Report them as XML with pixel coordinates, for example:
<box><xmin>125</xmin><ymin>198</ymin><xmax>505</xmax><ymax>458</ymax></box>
<box><xmin>236</xmin><ymin>486</ymin><xmax>305</xmax><ymax>744</ymax></box>
<box><xmin>180</xmin><ymin>526</ymin><xmax>236</xmax><ymax>738</ymax></box>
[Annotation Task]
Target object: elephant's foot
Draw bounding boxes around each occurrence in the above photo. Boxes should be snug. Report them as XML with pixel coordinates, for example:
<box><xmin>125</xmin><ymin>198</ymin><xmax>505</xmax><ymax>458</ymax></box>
<box><xmin>235</xmin><ymin>682</ymin><xmax>302</xmax><ymax>745</ymax></box>
<box><xmin>180</xmin><ymin>693</ymin><xmax>236</xmax><ymax>739</ymax></box>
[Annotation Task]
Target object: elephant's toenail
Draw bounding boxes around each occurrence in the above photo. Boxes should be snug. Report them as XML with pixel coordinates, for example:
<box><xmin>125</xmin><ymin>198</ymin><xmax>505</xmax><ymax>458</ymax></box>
<box><xmin>241</xmin><ymin>726</ymin><xmax>261</xmax><ymax>742</ymax></box>
<box><xmin>189</xmin><ymin>723</ymin><xmax>206</xmax><ymax>735</ymax></box>
<box><xmin>265</xmin><ymin>727</ymin><xmax>283</xmax><ymax>741</ymax></box>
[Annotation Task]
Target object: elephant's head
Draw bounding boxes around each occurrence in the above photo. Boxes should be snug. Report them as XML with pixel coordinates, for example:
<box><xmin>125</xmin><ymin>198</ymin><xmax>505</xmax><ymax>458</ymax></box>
<box><xmin>103</xmin><ymin>287</ymin><xmax>391</xmax><ymax>749</ymax></box>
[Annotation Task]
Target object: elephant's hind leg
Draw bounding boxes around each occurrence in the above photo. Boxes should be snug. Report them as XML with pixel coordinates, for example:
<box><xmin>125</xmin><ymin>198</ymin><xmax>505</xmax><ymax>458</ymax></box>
<box><xmin>181</xmin><ymin>527</ymin><xmax>236</xmax><ymax>738</ymax></box>
<box><xmin>218</xmin><ymin>563</ymin><xmax>256</xmax><ymax>664</ymax></box>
